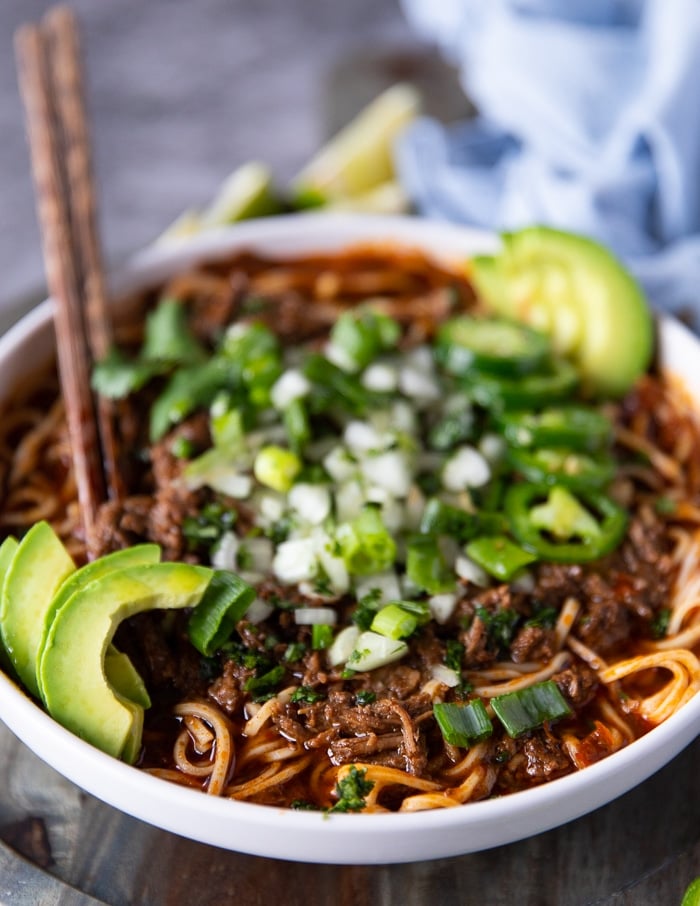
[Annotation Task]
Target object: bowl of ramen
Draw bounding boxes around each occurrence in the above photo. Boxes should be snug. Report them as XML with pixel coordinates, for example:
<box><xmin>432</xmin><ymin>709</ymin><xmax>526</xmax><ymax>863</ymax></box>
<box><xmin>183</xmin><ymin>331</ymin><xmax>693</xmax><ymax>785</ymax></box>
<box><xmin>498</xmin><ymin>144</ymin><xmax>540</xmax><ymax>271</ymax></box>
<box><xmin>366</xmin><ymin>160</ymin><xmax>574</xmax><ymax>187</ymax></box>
<box><xmin>0</xmin><ymin>213</ymin><xmax>699</xmax><ymax>864</ymax></box>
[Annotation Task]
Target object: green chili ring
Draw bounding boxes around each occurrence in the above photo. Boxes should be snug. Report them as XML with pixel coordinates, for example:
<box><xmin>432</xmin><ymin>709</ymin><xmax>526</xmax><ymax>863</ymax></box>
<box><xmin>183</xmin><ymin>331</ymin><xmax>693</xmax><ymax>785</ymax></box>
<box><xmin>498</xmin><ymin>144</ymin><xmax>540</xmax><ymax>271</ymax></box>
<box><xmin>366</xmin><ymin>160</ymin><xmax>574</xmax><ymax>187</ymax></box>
<box><xmin>505</xmin><ymin>482</ymin><xmax>628</xmax><ymax>563</ymax></box>
<box><xmin>506</xmin><ymin>447</ymin><xmax>615</xmax><ymax>490</ymax></box>
<box><xmin>496</xmin><ymin>406</ymin><xmax>613</xmax><ymax>452</ymax></box>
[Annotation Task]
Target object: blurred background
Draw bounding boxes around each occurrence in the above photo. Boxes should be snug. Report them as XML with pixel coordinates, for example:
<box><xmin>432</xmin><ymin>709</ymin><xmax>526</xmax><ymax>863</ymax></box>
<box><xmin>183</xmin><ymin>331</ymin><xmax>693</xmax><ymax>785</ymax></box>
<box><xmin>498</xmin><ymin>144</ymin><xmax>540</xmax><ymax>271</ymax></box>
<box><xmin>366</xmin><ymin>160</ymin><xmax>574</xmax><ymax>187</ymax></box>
<box><xmin>0</xmin><ymin>0</ymin><xmax>469</xmax><ymax>329</ymax></box>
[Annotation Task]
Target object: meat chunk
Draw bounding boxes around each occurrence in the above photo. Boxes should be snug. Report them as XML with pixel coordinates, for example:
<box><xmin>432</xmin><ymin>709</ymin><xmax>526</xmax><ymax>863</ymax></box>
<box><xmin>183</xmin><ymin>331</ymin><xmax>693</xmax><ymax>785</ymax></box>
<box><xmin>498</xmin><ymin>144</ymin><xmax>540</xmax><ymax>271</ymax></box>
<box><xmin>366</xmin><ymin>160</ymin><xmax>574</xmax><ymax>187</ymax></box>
<box><xmin>522</xmin><ymin>733</ymin><xmax>572</xmax><ymax>782</ymax></box>
<box><xmin>510</xmin><ymin>625</ymin><xmax>556</xmax><ymax>664</ymax></box>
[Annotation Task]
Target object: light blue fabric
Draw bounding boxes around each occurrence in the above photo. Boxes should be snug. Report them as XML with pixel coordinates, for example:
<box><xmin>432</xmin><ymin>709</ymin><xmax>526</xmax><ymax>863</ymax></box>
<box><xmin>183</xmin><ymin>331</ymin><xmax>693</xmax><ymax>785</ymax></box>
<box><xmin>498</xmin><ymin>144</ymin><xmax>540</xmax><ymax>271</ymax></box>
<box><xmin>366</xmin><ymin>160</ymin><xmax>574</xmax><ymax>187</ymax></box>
<box><xmin>397</xmin><ymin>0</ymin><xmax>700</xmax><ymax>327</ymax></box>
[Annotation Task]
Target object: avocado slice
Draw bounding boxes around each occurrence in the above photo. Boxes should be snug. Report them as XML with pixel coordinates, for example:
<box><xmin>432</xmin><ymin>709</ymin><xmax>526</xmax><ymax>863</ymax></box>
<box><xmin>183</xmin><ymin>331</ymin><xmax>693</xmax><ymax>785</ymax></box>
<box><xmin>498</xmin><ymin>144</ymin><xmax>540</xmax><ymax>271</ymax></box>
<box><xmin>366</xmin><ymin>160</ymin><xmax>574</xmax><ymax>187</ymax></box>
<box><xmin>35</xmin><ymin>543</ymin><xmax>161</xmax><ymax>701</ymax></box>
<box><xmin>0</xmin><ymin>536</ymin><xmax>19</xmax><ymax>673</ymax></box>
<box><xmin>39</xmin><ymin>562</ymin><xmax>212</xmax><ymax>761</ymax></box>
<box><xmin>471</xmin><ymin>226</ymin><xmax>654</xmax><ymax>397</ymax></box>
<box><xmin>1</xmin><ymin>522</ymin><xmax>75</xmax><ymax>697</ymax></box>
<box><xmin>104</xmin><ymin>649</ymin><xmax>151</xmax><ymax>710</ymax></box>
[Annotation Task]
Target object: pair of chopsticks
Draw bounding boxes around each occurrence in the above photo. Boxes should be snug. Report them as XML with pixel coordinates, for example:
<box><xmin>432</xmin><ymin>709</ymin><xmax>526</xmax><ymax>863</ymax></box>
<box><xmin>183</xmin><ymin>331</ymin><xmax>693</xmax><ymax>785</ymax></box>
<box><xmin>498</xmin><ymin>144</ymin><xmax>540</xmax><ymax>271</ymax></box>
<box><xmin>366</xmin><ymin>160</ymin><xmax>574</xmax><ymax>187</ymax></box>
<box><xmin>15</xmin><ymin>6</ymin><xmax>121</xmax><ymax>547</ymax></box>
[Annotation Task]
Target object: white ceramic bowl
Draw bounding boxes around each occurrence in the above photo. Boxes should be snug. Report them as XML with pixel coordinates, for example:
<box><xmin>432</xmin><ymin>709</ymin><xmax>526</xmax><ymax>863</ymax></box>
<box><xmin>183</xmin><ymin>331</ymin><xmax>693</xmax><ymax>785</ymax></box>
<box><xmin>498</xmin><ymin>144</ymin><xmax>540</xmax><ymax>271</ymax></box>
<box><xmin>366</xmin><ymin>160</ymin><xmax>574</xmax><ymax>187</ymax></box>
<box><xmin>0</xmin><ymin>214</ymin><xmax>699</xmax><ymax>865</ymax></box>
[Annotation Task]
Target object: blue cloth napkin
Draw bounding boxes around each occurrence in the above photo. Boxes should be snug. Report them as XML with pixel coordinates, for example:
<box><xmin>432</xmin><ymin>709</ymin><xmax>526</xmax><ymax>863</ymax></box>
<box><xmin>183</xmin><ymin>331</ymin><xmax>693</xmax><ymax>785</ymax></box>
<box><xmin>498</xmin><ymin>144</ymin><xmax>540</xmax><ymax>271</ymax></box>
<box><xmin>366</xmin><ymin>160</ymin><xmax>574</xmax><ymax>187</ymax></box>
<box><xmin>397</xmin><ymin>0</ymin><xmax>700</xmax><ymax>328</ymax></box>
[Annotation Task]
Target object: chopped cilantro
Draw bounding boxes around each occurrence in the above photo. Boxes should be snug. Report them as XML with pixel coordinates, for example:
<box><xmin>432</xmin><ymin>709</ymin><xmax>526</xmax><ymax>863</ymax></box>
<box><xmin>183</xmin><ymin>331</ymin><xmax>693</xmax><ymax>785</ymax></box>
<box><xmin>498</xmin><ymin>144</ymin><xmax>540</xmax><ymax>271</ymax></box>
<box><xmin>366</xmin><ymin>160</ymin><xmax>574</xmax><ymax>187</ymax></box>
<box><xmin>445</xmin><ymin>640</ymin><xmax>464</xmax><ymax>673</ymax></box>
<box><xmin>650</xmin><ymin>608</ymin><xmax>671</xmax><ymax>640</ymax></box>
<box><xmin>244</xmin><ymin>664</ymin><xmax>285</xmax><ymax>701</ymax></box>
<box><xmin>474</xmin><ymin>605</ymin><xmax>520</xmax><ymax>653</ymax></box>
<box><xmin>352</xmin><ymin>589</ymin><xmax>383</xmax><ymax>631</ymax></box>
<box><xmin>290</xmin><ymin>799</ymin><xmax>319</xmax><ymax>811</ymax></box>
<box><xmin>355</xmin><ymin>690</ymin><xmax>376</xmax><ymax>706</ymax></box>
<box><xmin>284</xmin><ymin>642</ymin><xmax>307</xmax><ymax>662</ymax></box>
<box><xmin>328</xmin><ymin>765</ymin><xmax>375</xmax><ymax>813</ymax></box>
<box><xmin>525</xmin><ymin>606</ymin><xmax>558</xmax><ymax>630</ymax></box>
<box><xmin>290</xmin><ymin>685</ymin><xmax>325</xmax><ymax>704</ymax></box>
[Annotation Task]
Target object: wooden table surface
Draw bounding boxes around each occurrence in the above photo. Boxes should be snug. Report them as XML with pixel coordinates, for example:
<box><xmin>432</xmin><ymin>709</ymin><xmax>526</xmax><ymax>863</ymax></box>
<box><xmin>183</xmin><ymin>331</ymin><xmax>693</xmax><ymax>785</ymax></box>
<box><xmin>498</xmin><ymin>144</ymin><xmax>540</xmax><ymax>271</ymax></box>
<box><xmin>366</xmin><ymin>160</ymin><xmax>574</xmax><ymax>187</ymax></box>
<box><xmin>0</xmin><ymin>2</ymin><xmax>698</xmax><ymax>903</ymax></box>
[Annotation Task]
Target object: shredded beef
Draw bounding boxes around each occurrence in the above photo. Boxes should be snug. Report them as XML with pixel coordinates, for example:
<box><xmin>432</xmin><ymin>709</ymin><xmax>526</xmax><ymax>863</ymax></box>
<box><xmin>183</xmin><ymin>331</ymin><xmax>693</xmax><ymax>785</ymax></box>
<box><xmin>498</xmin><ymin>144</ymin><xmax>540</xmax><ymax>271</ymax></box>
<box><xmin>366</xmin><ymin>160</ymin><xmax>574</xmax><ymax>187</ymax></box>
<box><xmin>522</xmin><ymin>733</ymin><xmax>572</xmax><ymax>782</ymax></box>
<box><xmin>553</xmin><ymin>662</ymin><xmax>599</xmax><ymax>709</ymax></box>
<box><xmin>510</xmin><ymin>625</ymin><xmax>556</xmax><ymax>663</ymax></box>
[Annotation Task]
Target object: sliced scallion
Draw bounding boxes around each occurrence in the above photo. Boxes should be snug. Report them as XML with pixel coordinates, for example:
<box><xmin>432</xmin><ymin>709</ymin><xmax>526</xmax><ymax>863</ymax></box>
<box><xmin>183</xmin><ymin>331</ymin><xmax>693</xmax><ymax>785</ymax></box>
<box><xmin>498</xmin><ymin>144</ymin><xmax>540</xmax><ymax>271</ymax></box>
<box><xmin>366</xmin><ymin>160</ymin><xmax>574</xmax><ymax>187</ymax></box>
<box><xmin>187</xmin><ymin>570</ymin><xmax>256</xmax><ymax>656</ymax></box>
<box><xmin>433</xmin><ymin>699</ymin><xmax>493</xmax><ymax>747</ymax></box>
<box><xmin>406</xmin><ymin>534</ymin><xmax>455</xmax><ymax>595</ymax></box>
<box><xmin>370</xmin><ymin>603</ymin><xmax>418</xmax><ymax>640</ymax></box>
<box><xmin>491</xmin><ymin>680</ymin><xmax>572</xmax><ymax>737</ymax></box>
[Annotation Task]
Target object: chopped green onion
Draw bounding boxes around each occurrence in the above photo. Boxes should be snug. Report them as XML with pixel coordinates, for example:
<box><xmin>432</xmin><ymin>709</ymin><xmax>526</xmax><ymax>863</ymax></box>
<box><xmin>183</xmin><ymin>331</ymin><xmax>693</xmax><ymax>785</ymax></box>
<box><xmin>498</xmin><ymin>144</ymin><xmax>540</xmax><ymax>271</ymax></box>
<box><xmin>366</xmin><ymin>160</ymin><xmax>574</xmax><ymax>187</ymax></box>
<box><xmin>253</xmin><ymin>445</ymin><xmax>302</xmax><ymax>493</ymax></box>
<box><xmin>187</xmin><ymin>571</ymin><xmax>256</xmax><ymax>656</ymax></box>
<box><xmin>465</xmin><ymin>536</ymin><xmax>537</xmax><ymax>582</ymax></box>
<box><xmin>330</xmin><ymin>309</ymin><xmax>400</xmax><ymax>371</ymax></box>
<box><xmin>346</xmin><ymin>630</ymin><xmax>408</xmax><ymax>672</ymax></box>
<box><xmin>405</xmin><ymin>534</ymin><xmax>455</xmax><ymax>595</ymax></box>
<box><xmin>283</xmin><ymin>397</ymin><xmax>311</xmax><ymax>454</ymax></box>
<box><xmin>312</xmin><ymin>624</ymin><xmax>334</xmax><ymax>650</ymax></box>
<box><xmin>370</xmin><ymin>603</ymin><xmax>418</xmax><ymax>640</ymax></box>
<box><xmin>433</xmin><ymin>699</ymin><xmax>493</xmax><ymax>747</ymax></box>
<box><xmin>491</xmin><ymin>680</ymin><xmax>572</xmax><ymax>737</ymax></box>
<box><xmin>303</xmin><ymin>353</ymin><xmax>380</xmax><ymax>415</ymax></box>
<box><xmin>336</xmin><ymin>504</ymin><xmax>396</xmax><ymax>576</ymax></box>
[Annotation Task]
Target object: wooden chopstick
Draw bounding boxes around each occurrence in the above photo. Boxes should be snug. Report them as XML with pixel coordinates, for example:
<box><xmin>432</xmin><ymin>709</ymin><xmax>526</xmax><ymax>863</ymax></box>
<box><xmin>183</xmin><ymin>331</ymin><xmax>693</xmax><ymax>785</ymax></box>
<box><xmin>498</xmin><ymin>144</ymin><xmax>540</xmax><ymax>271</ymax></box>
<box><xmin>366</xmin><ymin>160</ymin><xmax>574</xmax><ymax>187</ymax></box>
<box><xmin>15</xmin><ymin>7</ymin><xmax>122</xmax><ymax>548</ymax></box>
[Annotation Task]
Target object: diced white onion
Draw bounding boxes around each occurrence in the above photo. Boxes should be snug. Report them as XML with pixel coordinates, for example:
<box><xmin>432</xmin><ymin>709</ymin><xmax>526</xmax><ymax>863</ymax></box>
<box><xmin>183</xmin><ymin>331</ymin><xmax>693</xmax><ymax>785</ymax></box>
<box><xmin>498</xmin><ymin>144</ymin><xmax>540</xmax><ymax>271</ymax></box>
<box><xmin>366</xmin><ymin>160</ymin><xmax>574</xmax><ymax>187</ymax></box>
<box><xmin>288</xmin><ymin>483</ymin><xmax>331</xmax><ymax>525</ymax></box>
<box><xmin>245</xmin><ymin>598</ymin><xmax>275</xmax><ymax>624</ymax></box>
<box><xmin>348</xmin><ymin>631</ymin><xmax>408</xmax><ymax>672</ymax></box>
<box><xmin>355</xmin><ymin>570</ymin><xmax>402</xmax><ymax>604</ymax></box>
<box><xmin>428</xmin><ymin>592</ymin><xmax>458</xmax><ymax>624</ymax></box>
<box><xmin>327</xmin><ymin>625</ymin><xmax>361</xmax><ymax>667</ymax></box>
<box><xmin>257</xmin><ymin>491</ymin><xmax>286</xmax><ymax>527</ymax></box>
<box><xmin>334</xmin><ymin>479</ymin><xmax>366</xmax><ymax>522</ymax></box>
<box><xmin>241</xmin><ymin>537</ymin><xmax>274</xmax><ymax>573</ymax></box>
<box><xmin>404</xmin><ymin>484</ymin><xmax>426</xmax><ymax>531</ymax></box>
<box><xmin>390</xmin><ymin>400</ymin><xmax>417</xmax><ymax>435</ymax></box>
<box><xmin>430</xmin><ymin>664</ymin><xmax>461</xmax><ymax>687</ymax></box>
<box><xmin>442</xmin><ymin>446</ymin><xmax>491</xmax><ymax>491</ymax></box>
<box><xmin>322</xmin><ymin>445</ymin><xmax>357</xmax><ymax>482</ymax></box>
<box><xmin>405</xmin><ymin>345</ymin><xmax>434</xmax><ymax>374</ymax></box>
<box><xmin>379</xmin><ymin>497</ymin><xmax>405</xmax><ymax>534</ymax></box>
<box><xmin>360</xmin><ymin>450</ymin><xmax>412</xmax><ymax>498</ymax></box>
<box><xmin>343</xmin><ymin>420</ymin><xmax>387</xmax><ymax>453</ymax></box>
<box><xmin>315</xmin><ymin>532</ymin><xmax>350</xmax><ymax>594</ymax></box>
<box><xmin>270</xmin><ymin>369</ymin><xmax>311</xmax><ymax>409</ymax></box>
<box><xmin>361</xmin><ymin>362</ymin><xmax>398</xmax><ymax>392</ymax></box>
<box><xmin>479</xmin><ymin>432</ymin><xmax>507</xmax><ymax>465</ymax></box>
<box><xmin>273</xmin><ymin>538</ymin><xmax>317</xmax><ymax>584</ymax></box>
<box><xmin>208</xmin><ymin>471</ymin><xmax>253</xmax><ymax>499</ymax></box>
<box><xmin>399</xmin><ymin>365</ymin><xmax>441</xmax><ymax>401</ymax></box>
<box><xmin>211</xmin><ymin>531</ymin><xmax>239</xmax><ymax>571</ymax></box>
<box><xmin>455</xmin><ymin>554</ymin><xmax>490</xmax><ymax>587</ymax></box>
<box><xmin>294</xmin><ymin>607</ymin><xmax>338</xmax><ymax>626</ymax></box>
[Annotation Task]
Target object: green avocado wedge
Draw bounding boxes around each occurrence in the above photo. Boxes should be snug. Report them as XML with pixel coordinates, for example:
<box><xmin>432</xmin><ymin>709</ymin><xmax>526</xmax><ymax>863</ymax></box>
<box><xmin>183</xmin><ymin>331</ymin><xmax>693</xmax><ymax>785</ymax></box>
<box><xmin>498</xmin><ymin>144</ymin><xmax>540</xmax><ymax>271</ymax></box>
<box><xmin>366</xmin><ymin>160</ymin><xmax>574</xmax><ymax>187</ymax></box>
<box><xmin>0</xmin><ymin>536</ymin><xmax>19</xmax><ymax>672</ymax></box>
<box><xmin>470</xmin><ymin>226</ymin><xmax>654</xmax><ymax>397</ymax></box>
<box><xmin>35</xmin><ymin>543</ymin><xmax>161</xmax><ymax>701</ymax></box>
<box><xmin>1</xmin><ymin>522</ymin><xmax>75</xmax><ymax>697</ymax></box>
<box><xmin>40</xmin><ymin>562</ymin><xmax>212</xmax><ymax>762</ymax></box>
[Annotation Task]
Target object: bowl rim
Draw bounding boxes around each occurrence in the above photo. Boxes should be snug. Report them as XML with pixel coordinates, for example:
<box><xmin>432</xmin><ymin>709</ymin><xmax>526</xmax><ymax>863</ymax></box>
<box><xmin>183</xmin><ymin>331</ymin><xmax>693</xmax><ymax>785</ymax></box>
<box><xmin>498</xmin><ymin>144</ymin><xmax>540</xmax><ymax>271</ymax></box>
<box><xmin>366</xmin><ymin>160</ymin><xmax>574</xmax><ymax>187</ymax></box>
<box><xmin>0</xmin><ymin>211</ymin><xmax>699</xmax><ymax>864</ymax></box>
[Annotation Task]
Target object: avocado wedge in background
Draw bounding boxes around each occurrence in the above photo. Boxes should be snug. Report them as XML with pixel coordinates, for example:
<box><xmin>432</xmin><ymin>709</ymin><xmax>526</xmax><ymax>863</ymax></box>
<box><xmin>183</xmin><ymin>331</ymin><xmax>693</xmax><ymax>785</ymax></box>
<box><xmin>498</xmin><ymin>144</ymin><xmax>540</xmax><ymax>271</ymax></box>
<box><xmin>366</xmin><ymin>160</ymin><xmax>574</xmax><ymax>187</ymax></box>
<box><xmin>0</xmin><ymin>536</ymin><xmax>18</xmax><ymax>672</ymax></box>
<box><xmin>470</xmin><ymin>226</ymin><xmax>654</xmax><ymax>398</ymax></box>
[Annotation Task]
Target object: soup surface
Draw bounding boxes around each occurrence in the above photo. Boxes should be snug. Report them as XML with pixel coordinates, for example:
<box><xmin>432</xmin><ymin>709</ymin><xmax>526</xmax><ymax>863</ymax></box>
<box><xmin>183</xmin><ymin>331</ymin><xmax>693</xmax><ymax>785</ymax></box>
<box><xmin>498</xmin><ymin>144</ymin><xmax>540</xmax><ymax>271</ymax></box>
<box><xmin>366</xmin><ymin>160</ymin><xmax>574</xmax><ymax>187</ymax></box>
<box><xmin>1</xmin><ymin>244</ymin><xmax>699</xmax><ymax>813</ymax></box>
